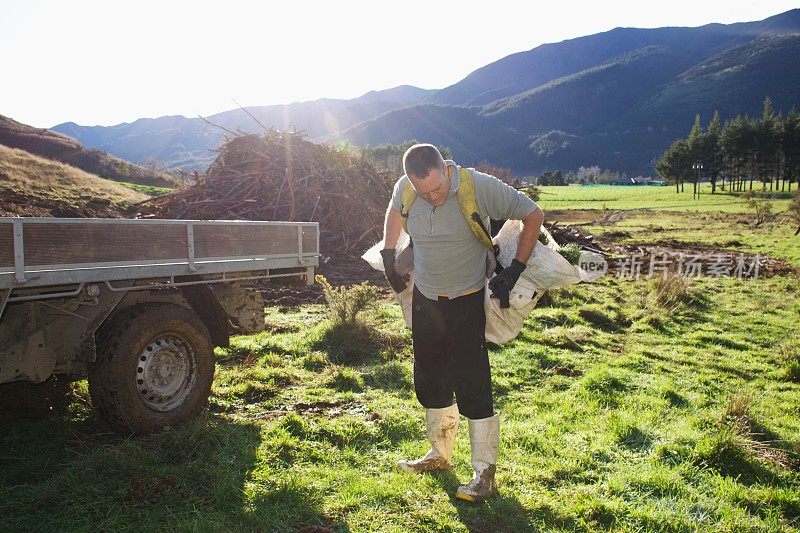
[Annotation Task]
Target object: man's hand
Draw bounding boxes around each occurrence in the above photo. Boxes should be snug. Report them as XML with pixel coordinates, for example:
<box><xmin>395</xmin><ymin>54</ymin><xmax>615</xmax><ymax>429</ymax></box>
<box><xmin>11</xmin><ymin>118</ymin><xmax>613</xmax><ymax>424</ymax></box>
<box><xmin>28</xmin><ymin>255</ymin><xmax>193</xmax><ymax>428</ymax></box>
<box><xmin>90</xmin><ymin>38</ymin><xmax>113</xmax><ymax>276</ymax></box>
<box><xmin>489</xmin><ymin>259</ymin><xmax>526</xmax><ymax>308</ymax></box>
<box><xmin>380</xmin><ymin>249</ymin><xmax>410</xmax><ymax>293</ymax></box>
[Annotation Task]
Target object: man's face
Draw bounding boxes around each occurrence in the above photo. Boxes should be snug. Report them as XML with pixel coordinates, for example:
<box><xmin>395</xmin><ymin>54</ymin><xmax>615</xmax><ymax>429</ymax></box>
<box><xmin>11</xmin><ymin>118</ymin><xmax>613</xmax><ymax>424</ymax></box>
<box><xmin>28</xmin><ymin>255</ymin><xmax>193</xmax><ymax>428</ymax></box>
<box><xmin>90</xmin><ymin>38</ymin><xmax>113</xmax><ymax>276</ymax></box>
<box><xmin>410</xmin><ymin>166</ymin><xmax>450</xmax><ymax>207</ymax></box>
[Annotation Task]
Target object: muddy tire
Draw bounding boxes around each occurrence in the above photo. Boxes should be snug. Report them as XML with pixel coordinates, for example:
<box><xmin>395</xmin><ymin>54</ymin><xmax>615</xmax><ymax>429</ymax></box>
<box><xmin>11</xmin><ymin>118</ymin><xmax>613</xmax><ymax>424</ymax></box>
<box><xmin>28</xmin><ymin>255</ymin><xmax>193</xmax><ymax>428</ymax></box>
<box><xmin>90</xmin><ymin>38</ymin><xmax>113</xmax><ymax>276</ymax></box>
<box><xmin>89</xmin><ymin>304</ymin><xmax>215</xmax><ymax>434</ymax></box>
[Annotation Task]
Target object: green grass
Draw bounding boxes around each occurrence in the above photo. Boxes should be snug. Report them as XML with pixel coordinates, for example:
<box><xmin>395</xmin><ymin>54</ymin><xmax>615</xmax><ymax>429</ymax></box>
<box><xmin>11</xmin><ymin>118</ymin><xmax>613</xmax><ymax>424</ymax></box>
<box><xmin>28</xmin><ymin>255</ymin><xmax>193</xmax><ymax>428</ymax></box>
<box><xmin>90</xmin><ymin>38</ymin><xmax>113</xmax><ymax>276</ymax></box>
<box><xmin>588</xmin><ymin>211</ymin><xmax>800</xmax><ymax>266</ymax></box>
<box><xmin>537</xmin><ymin>184</ymin><xmax>793</xmax><ymax>213</ymax></box>
<box><xmin>2</xmin><ymin>185</ymin><xmax>799</xmax><ymax>531</ymax></box>
<box><xmin>2</xmin><ymin>274</ymin><xmax>799</xmax><ymax>531</ymax></box>
<box><xmin>538</xmin><ymin>184</ymin><xmax>800</xmax><ymax>266</ymax></box>
<box><xmin>118</xmin><ymin>181</ymin><xmax>174</xmax><ymax>197</ymax></box>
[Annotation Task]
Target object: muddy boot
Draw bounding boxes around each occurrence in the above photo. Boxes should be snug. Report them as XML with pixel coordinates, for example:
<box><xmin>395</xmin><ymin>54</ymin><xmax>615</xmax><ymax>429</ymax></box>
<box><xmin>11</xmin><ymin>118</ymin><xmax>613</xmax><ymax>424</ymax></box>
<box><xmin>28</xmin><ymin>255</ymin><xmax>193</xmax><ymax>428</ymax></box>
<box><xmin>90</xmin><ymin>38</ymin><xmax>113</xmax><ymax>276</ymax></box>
<box><xmin>455</xmin><ymin>413</ymin><xmax>499</xmax><ymax>502</ymax></box>
<box><xmin>397</xmin><ymin>403</ymin><xmax>459</xmax><ymax>473</ymax></box>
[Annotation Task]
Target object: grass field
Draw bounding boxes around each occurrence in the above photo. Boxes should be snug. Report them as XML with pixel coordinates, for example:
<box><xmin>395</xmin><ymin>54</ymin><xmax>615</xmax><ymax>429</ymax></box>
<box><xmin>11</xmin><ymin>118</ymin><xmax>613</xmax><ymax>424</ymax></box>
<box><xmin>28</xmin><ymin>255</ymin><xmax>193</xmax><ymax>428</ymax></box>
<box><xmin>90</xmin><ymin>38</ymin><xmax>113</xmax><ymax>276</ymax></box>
<box><xmin>2</xmin><ymin>186</ymin><xmax>799</xmax><ymax>532</ymax></box>
<box><xmin>538</xmin><ymin>185</ymin><xmax>800</xmax><ymax>267</ymax></box>
<box><xmin>118</xmin><ymin>181</ymin><xmax>174</xmax><ymax>197</ymax></box>
<box><xmin>536</xmin><ymin>184</ymin><xmax>794</xmax><ymax>214</ymax></box>
<box><xmin>0</xmin><ymin>144</ymin><xmax>147</xmax><ymax>207</ymax></box>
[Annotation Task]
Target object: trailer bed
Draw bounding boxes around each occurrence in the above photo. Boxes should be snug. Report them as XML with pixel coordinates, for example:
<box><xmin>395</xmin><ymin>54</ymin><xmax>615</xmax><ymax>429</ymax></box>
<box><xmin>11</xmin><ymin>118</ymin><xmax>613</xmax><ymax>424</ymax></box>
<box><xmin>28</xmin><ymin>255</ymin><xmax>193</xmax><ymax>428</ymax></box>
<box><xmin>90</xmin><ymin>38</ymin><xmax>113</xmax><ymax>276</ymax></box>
<box><xmin>0</xmin><ymin>218</ymin><xmax>319</xmax><ymax>289</ymax></box>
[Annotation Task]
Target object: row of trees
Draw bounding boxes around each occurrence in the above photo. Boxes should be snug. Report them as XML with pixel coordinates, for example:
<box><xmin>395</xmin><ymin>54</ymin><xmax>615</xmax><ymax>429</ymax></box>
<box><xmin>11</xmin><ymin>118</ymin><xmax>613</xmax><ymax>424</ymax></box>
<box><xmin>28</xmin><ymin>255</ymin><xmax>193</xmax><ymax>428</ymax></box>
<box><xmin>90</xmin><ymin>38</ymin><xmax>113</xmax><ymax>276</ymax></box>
<box><xmin>656</xmin><ymin>97</ymin><xmax>800</xmax><ymax>193</ymax></box>
<box><xmin>361</xmin><ymin>140</ymin><xmax>452</xmax><ymax>174</ymax></box>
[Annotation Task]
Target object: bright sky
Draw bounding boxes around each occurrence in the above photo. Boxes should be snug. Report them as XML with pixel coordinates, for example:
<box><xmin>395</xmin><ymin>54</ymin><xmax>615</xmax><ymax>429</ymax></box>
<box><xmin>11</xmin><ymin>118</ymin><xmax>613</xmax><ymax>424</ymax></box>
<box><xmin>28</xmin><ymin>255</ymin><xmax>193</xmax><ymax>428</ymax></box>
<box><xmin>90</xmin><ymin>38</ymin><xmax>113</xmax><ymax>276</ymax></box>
<box><xmin>1</xmin><ymin>0</ymin><xmax>796</xmax><ymax>128</ymax></box>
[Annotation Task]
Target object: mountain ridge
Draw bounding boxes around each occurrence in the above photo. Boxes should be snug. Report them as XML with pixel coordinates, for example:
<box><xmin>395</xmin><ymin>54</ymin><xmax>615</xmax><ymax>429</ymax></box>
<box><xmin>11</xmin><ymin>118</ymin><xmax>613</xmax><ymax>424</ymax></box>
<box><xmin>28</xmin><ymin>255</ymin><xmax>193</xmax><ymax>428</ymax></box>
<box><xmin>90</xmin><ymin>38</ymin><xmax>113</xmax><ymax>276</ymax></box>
<box><xmin>50</xmin><ymin>9</ymin><xmax>800</xmax><ymax>176</ymax></box>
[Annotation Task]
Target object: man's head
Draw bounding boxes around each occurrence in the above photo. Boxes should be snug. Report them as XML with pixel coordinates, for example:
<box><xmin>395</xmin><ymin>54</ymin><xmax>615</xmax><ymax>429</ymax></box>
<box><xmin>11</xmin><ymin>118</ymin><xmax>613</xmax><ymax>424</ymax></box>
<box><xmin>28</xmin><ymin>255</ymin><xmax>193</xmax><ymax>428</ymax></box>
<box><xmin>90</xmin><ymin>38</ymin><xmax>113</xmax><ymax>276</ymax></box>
<box><xmin>403</xmin><ymin>143</ymin><xmax>450</xmax><ymax>207</ymax></box>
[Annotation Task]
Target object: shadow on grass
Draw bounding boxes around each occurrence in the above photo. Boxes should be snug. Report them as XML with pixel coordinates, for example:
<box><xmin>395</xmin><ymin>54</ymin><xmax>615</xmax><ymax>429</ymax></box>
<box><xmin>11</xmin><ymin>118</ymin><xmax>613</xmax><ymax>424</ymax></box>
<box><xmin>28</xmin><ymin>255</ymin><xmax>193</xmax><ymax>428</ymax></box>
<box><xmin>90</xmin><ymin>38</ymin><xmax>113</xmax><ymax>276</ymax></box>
<box><xmin>309</xmin><ymin>320</ymin><xmax>405</xmax><ymax>366</ymax></box>
<box><xmin>429</xmin><ymin>470</ymin><xmax>578</xmax><ymax>531</ymax></box>
<box><xmin>216</xmin><ymin>341</ymin><xmax>298</xmax><ymax>366</ymax></box>
<box><xmin>692</xmin><ymin>429</ymin><xmax>777</xmax><ymax>486</ymax></box>
<box><xmin>0</xmin><ymin>399</ymin><xmax>344</xmax><ymax>531</ymax></box>
<box><xmin>364</xmin><ymin>360</ymin><xmax>413</xmax><ymax>391</ymax></box>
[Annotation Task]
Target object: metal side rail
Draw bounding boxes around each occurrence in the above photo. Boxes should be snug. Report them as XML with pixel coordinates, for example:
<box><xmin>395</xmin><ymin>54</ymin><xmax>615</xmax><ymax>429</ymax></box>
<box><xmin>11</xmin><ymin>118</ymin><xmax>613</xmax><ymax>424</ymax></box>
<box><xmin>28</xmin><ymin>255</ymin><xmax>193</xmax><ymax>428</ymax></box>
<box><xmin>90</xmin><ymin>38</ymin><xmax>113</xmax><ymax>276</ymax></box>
<box><xmin>0</xmin><ymin>218</ymin><xmax>320</xmax><ymax>290</ymax></box>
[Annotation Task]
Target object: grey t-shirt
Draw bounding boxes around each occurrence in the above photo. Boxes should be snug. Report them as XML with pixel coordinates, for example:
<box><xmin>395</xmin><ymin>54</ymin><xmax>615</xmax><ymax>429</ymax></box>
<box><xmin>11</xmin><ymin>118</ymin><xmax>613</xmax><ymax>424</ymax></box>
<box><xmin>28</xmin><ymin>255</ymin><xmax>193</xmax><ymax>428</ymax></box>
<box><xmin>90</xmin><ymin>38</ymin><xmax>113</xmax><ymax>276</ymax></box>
<box><xmin>390</xmin><ymin>160</ymin><xmax>538</xmax><ymax>300</ymax></box>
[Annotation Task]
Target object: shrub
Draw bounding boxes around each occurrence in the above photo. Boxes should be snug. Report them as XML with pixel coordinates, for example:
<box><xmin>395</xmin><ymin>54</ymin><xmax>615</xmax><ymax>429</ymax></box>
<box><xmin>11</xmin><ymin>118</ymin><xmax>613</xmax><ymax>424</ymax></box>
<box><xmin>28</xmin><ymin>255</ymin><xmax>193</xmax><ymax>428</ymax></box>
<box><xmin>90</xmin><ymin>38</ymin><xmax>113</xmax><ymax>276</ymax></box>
<box><xmin>719</xmin><ymin>393</ymin><xmax>793</xmax><ymax>470</ymax></box>
<box><xmin>521</xmin><ymin>186</ymin><xmax>541</xmax><ymax>202</ymax></box>
<box><xmin>779</xmin><ymin>338</ymin><xmax>800</xmax><ymax>382</ymax></box>
<box><xmin>742</xmin><ymin>191</ymin><xmax>774</xmax><ymax>227</ymax></box>
<box><xmin>648</xmin><ymin>273</ymin><xmax>693</xmax><ymax>311</ymax></box>
<box><xmin>558</xmin><ymin>242</ymin><xmax>582</xmax><ymax>265</ymax></box>
<box><xmin>316</xmin><ymin>275</ymin><xmax>380</xmax><ymax>326</ymax></box>
<box><xmin>538</xmin><ymin>231</ymin><xmax>549</xmax><ymax>245</ymax></box>
<box><xmin>788</xmin><ymin>191</ymin><xmax>800</xmax><ymax>235</ymax></box>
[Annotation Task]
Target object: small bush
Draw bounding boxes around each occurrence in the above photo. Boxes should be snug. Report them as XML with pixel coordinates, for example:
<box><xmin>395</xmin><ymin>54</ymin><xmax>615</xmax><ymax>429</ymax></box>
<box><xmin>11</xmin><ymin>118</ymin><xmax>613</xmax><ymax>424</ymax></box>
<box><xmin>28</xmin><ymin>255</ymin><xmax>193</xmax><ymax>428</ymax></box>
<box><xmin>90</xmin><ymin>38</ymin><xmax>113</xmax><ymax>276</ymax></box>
<box><xmin>520</xmin><ymin>185</ymin><xmax>541</xmax><ymax>202</ymax></box>
<box><xmin>582</xmin><ymin>367</ymin><xmax>628</xmax><ymax>395</ymax></box>
<box><xmin>787</xmin><ymin>191</ymin><xmax>800</xmax><ymax>235</ymax></box>
<box><xmin>656</xmin><ymin>381</ymin><xmax>687</xmax><ymax>407</ymax></box>
<box><xmin>783</xmin><ymin>359</ymin><xmax>800</xmax><ymax>382</ymax></box>
<box><xmin>691</xmin><ymin>426</ymin><xmax>767</xmax><ymax>483</ymax></box>
<box><xmin>316</xmin><ymin>275</ymin><xmax>380</xmax><ymax>326</ymax></box>
<box><xmin>720</xmin><ymin>393</ymin><xmax>793</xmax><ymax>470</ymax></box>
<box><xmin>779</xmin><ymin>339</ymin><xmax>800</xmax><ymax>382</ymax></box>
<box><xmin>558</xmin><ymin>242</ymin><xmax>582</xmax><ymax>265</ymax></box>
<box><xmin>280</xmin><ymin>413</ymin><xmax>311</xmax><ymax>438</ymax></box>
<box><xmin>722</xmin><ymin>393</ymin><xmax>752</xmax><ymax>429</ymax></box>
<box><xmin>742</xmin><ymin>191</ymin><xmax>774</xmax><ymax>228</ymax></box>
<box><xmin>648</xmin><ymin>273</ymin><xmax>694</xmax><ymax>311</ymax></box>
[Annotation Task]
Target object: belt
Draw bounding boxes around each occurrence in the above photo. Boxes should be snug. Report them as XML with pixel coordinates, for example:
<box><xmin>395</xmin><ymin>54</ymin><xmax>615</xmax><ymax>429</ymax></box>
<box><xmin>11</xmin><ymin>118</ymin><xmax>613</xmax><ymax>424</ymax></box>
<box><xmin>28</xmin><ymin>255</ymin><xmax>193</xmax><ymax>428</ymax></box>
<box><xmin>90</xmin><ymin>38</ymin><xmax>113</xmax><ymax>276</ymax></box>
<box><xmin>436</xmin><ymin>287</ymin><xmax>482</xmax><ymax>301</ymax></box>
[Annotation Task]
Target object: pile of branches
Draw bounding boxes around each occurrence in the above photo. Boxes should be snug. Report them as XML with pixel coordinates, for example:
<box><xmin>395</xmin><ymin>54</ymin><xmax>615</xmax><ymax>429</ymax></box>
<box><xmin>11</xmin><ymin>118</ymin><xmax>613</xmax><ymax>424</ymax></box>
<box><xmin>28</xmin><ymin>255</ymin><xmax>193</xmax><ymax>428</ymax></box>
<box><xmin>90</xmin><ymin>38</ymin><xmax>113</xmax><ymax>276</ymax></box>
<box><xmin>137</xmin><ymin>131</ymin><xmax>394</xmax><ymax>249</ymax></box>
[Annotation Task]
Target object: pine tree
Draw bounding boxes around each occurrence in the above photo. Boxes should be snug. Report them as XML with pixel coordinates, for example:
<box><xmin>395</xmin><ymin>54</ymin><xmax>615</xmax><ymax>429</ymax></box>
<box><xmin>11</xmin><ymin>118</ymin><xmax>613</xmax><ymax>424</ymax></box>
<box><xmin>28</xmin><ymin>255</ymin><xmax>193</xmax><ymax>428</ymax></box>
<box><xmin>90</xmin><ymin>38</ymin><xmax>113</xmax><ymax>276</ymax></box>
<box><xmin>706</xmin><ymin>111</ymin><xmax>722</xmax><ymax>193</ymax></box>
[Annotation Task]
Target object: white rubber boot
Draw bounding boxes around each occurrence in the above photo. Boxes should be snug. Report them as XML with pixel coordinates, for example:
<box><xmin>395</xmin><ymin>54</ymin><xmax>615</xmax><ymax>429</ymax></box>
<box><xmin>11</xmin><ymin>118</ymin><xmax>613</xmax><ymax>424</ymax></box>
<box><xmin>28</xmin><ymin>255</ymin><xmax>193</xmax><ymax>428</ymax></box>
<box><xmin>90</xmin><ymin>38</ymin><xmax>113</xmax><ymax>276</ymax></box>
<box><xmin>455</xmin><ymin>413</ymin><xmax>499</xmax><ymax>502</ymax></box>
<box><xmin>397</xmin><ymin>404</ymin><xmax>459</xmax><ymax>473</ymax></box>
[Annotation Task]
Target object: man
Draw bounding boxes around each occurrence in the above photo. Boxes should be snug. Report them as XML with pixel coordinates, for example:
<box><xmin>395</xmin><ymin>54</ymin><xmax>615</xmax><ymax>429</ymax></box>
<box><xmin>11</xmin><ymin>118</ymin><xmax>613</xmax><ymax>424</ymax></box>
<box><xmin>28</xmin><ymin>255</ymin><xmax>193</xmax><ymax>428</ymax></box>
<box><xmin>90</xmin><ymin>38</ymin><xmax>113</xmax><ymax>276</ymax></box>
<box><xmin>381</xmin><ymin>144</ymin><xmax>543</xmax><ymax>502</ymax></box>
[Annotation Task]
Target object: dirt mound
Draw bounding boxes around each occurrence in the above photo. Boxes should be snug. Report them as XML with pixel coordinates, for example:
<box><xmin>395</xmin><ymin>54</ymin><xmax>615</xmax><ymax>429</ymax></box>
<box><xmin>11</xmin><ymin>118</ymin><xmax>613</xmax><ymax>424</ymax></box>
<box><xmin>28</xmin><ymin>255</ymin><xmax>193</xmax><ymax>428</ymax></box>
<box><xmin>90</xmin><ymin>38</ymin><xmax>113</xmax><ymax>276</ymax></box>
<box><xmin>137</xmin><ymin>131</ymin><xmax>393</xmax><ymax>250</ymax></box>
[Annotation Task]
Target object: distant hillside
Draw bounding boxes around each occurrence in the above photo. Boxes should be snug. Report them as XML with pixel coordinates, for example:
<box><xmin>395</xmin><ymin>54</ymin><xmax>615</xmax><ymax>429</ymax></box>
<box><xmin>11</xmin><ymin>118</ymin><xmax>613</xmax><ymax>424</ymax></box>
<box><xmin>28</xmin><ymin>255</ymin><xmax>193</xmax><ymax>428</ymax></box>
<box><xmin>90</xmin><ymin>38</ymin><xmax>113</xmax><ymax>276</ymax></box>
<box><xmin>53</xmin><ymin>85</ymin><xmax>435</xmax><ymax>171</ymax></box>
<box><xmin>0</xmin><ymin>144</ymin><xmax>148</xmax><ymax>217</ymax></box>
<box><xmin>0</xmin><ymin>115</ymin><xmax>175</xmax><ymax>187</ymax></box>
<box><xmin>340</xmin><ymin>11</ymin><xmax>800</xmax><ymax>175</ymax></box>
<box><xmin>424</xmin><ymin>10</ymin><xmax>800</xmax><ymax>107</ymax></box>
<box><xmin>49</xmin><ymin>9</ymin><xmax>800</xmax><ymax>176</ymax></box>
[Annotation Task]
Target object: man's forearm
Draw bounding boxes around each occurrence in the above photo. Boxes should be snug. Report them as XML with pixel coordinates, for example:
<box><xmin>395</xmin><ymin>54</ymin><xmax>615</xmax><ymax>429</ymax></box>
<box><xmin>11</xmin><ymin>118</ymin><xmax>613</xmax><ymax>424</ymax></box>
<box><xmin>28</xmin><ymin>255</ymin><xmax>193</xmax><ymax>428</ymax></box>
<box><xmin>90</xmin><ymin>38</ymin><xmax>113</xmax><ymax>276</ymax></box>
<box><xmin>515</xmin><ymin>207</ymin><xmax>544</xmax><ymax>263</ymax></box>
<box><xmin>383</xmin><ymin>204</ymin><xmax>403</xmax><ymax>249</ymax></box>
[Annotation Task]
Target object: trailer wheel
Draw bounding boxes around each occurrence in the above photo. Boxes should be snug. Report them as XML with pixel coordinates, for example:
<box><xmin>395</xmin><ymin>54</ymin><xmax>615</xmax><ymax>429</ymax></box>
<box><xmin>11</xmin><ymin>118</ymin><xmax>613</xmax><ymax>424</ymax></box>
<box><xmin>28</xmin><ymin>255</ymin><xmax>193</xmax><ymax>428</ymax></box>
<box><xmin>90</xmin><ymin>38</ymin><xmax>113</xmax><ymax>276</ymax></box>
<box><xmin>89</xmin><ymin>304</ymin><xmax>215</xmax><ymax>434</ymax></box>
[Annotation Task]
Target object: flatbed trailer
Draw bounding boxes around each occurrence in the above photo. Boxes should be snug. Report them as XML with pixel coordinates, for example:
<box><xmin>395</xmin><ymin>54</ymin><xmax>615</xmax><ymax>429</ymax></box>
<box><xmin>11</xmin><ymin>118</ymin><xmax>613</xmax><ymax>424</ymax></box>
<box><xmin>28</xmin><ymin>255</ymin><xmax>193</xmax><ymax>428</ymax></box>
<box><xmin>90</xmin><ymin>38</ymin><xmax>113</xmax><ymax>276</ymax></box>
<box><xmin>0</xmin><ymin>217</ymin><xmax>319</xmax><ymax>433</ymax></box>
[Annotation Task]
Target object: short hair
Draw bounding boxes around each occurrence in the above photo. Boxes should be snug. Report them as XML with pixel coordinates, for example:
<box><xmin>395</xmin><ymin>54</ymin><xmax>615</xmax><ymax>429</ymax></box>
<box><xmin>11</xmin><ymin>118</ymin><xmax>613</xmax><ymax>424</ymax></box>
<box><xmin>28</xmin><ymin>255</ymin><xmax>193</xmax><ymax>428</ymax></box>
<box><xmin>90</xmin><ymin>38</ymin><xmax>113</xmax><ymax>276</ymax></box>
<box><xmin>403</xmin><ymin>144</ymin><xmax>445</xmax><ymax>180</ymax></box>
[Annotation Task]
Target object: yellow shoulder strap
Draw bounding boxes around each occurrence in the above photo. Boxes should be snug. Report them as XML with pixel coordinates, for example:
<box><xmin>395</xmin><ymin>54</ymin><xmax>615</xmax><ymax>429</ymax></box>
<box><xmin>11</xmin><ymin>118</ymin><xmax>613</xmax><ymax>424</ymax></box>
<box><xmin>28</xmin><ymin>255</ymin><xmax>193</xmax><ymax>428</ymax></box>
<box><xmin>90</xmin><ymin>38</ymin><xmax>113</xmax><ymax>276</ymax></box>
<box><xmin>399</xmin><ymin>167</ymin><xmax>493</xmax><ymax>250</ymax></box>
<box><xmin>399</xmin><ymin>181</ymin><xmax>417</xmax><ymax>234</ymax></box>
<box><xmin>457</xmin><ymin>168</ymin><xmax>494</xmax><ymax>249</ymax></box>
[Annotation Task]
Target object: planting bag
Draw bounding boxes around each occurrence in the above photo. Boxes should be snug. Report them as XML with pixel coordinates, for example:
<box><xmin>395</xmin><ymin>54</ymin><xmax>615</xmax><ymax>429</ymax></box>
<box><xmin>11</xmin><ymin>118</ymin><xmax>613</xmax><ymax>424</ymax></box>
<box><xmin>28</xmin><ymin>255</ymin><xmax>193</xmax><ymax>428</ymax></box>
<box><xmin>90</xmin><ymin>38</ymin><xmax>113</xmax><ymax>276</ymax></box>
<box><xmin>362</xmin><ymin>221</ymin><xmax>590</xmax><ymax>345</ymax></box>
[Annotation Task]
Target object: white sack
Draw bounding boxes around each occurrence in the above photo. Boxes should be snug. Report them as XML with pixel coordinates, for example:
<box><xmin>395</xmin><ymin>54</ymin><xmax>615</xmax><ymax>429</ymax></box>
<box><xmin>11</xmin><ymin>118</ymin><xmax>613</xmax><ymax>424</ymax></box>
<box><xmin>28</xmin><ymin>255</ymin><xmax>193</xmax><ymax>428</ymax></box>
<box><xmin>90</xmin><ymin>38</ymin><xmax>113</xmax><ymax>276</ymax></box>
<box><xmin>362</xmin><ymin>221</ymin><xmax>597</xmax><ymax>345</ymax></box>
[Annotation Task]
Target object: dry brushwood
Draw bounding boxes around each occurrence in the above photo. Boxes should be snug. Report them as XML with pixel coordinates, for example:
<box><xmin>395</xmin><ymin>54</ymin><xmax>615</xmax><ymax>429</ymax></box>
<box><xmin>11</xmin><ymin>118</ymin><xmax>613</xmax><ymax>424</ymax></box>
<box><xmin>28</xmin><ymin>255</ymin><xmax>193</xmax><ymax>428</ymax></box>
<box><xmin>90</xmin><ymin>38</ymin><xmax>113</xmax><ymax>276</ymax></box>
<box><xmin>136</xmin><ymin>131</ymin><xmax>394</xmax><ymax>249</ymax></box>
